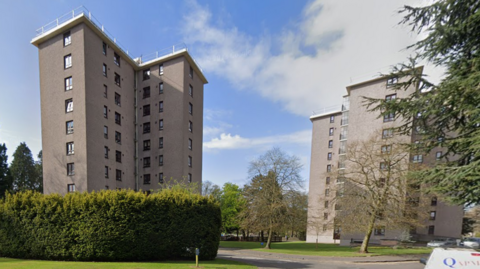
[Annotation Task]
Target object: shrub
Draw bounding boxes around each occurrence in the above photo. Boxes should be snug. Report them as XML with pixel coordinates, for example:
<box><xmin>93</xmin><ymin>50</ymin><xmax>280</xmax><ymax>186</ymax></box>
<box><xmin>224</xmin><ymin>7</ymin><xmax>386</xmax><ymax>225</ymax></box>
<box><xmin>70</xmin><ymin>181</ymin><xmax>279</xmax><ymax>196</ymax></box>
<box><xmin>0</xmin><ymin>189</ymin><xmax>221</xmax><ymax>261</ymax></box>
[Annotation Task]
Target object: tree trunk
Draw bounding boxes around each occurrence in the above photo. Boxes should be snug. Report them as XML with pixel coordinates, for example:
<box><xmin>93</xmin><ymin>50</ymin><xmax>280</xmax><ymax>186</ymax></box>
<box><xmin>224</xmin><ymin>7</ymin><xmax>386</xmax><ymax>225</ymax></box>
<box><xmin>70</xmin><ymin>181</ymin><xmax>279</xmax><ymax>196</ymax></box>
<box><xmin>237</xmin><ymin>229</ymin><xmax>239</xmax><ymax>238</ymax></box>
<box><xmin>316</xmin><ymin>238</ymin><xmax>318</xmax><ymax>250</ymax></box>
<box><xmin>247</xmin><ymin>230</ymin><xmax>250</xmax><ymax>237</ymax></box>
<box><xmin>260</xmin><ymin>230</ymin><xmax>264</xmax><ymax>242</ymax></box>
<box><xmin>359</xmin><ymin>215</ymin><xmax>376</xmax><ymax>253</ymax></box>
<box><xmin>265</xmin><ymin>228</ymin><xmax>273</xmax><ymax>249</ymax></box>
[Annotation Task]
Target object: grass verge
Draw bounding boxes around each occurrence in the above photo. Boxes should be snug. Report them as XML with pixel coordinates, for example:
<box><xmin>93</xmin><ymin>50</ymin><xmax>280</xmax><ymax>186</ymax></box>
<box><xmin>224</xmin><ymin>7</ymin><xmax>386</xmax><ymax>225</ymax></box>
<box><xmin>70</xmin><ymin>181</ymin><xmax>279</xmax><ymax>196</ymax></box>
<box><xmin>219</xmin><ymin>241</ymin><xmax>432</xmax><ymax>257</ymax></box>
<box><xmin>0</xmin><ymin>258</ymin><xmax>256</xmax><ymax>269</ymax></box>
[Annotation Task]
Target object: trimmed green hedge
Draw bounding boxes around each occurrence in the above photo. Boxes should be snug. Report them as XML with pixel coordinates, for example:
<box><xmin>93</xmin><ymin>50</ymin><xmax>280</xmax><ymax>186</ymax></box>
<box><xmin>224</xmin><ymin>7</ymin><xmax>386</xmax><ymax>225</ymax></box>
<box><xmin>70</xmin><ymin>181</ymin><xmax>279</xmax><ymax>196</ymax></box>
<box><xmin>0</xmin><ymin>189</ymin><xmax>221</xmax><ymax>261</ymax></box>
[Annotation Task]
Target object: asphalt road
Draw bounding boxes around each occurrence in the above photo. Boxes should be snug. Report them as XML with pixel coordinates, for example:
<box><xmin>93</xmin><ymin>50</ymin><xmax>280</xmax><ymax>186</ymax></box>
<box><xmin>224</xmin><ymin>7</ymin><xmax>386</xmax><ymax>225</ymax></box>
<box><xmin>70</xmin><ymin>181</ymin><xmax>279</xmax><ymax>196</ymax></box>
<box><xmin>217</xmin><ymin>249</ymin><xmax>425</xmax><ymax>269</ymax></box>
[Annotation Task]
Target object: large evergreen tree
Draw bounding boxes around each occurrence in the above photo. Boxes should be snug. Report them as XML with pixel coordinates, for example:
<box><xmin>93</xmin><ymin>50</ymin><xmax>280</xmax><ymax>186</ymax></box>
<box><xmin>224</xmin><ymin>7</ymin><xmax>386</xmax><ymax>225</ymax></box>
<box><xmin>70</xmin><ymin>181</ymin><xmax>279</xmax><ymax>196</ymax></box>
<box><xmin>0</xmin><ymin>143</ymin><xmax>12</xmax><ymax>198</ymax></box>
<box><xmin>367</xmin><ymin>0</ymin><xmax>480</xmax><ymax>205</ymax></box>
<box><xmin>10</xmin><ymin>142</ymin><xmax>42</xmax><ymax>193</ymax></box>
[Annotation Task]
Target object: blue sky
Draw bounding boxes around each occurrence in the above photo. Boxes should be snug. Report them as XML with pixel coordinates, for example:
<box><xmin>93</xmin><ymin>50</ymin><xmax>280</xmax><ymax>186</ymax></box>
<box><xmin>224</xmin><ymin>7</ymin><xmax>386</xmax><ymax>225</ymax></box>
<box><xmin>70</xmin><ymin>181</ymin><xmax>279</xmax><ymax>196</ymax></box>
<box><xmin>0</xmin><ymin>0</ymin><xmax>435</xmax><ymax>189</ymax></box>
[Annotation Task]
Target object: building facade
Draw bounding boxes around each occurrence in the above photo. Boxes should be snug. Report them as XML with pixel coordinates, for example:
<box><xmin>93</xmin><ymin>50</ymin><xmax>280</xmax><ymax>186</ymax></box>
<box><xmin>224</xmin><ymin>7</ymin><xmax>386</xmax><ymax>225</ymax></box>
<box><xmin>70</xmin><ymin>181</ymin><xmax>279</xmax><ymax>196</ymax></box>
<box><xmin>31</xmin><ymin>9</ymin><xmax>207</xmax><ymax>194</ymax></box>
<box><xmin>306</xmin><ymin>72</ymin><xmax>463</xmax><ymax>244</ymax></box>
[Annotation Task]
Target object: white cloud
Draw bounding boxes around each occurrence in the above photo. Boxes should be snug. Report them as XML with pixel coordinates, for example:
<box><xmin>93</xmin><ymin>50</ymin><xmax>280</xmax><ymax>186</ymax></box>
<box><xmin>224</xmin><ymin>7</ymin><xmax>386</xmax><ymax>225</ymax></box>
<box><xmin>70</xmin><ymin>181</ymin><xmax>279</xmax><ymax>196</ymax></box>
<box><xmin>203</xmin><ymin>130</ymin><xmax>311</xmax><ymax>151</ymax></box>
<box><xmin>182</xmin><ymin>0</ymin><xmax>427</xmax><ymax>116</ymax></box>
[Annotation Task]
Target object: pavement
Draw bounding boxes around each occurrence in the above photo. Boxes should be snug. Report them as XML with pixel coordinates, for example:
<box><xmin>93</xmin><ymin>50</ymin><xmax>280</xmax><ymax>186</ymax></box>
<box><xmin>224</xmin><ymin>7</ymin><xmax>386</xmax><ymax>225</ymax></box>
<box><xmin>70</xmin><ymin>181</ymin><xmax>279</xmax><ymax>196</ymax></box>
<box><xmin>217</xmin><ymin>247</ymin><xmax>428</xmax><ymax>269</ymax></box>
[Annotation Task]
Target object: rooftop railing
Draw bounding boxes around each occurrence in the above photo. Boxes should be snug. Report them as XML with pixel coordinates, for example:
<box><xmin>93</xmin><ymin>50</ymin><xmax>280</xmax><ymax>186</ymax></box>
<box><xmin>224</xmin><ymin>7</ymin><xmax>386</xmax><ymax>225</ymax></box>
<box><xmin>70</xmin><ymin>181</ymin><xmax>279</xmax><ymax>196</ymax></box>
<box><xmin>311</xmin><ymin>105</ymin><xmax>341</xmax><ymax>116</ymax></box>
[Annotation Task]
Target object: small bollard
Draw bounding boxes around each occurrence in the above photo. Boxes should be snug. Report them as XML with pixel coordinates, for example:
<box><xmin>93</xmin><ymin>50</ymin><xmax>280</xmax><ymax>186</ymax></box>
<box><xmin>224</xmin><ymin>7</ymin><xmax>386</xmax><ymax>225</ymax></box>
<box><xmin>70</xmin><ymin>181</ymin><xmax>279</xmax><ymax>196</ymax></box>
<box><xmin>195</xmin><ymin>248</ymin><xmax>200</xmax><ymax>268</ymax></box>
<box><xmin>261</xmin><ymin>242</ymin><xmax>264</xmax><ymax>246</ymax></box>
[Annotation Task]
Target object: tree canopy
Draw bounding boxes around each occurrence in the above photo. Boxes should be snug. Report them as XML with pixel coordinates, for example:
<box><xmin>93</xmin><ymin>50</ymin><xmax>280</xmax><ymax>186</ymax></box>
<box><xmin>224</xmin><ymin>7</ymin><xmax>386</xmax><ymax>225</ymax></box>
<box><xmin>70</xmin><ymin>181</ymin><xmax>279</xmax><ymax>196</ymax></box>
<box><xmin>0</xmin><ymin>143</ymin><xmax>11</xmax><ymax>198</ymax></box>
<box><xmin>9</xmin><ymin>142</ymin><xmax>42</xmax><ymax>193</ymax></box>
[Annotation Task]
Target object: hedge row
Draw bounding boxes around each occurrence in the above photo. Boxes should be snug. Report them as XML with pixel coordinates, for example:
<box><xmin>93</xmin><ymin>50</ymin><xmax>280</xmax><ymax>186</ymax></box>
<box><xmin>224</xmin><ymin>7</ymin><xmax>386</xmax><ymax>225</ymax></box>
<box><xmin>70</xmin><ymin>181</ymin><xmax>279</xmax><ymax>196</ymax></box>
<box><xmin>0</xmin><ymin>189</ymin><xmax>221</xmax><ymax>261</ymax></box>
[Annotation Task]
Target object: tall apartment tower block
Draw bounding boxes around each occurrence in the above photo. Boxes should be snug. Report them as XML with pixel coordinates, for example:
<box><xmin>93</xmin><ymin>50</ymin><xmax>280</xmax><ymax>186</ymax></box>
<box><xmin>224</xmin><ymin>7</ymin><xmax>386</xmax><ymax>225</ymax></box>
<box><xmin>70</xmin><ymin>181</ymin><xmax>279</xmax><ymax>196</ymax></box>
<box><xmin>306</xmin><ymin>71</ymin><xmax>463</xmax><ymax>245</ymax></box>
<box><xmin>31</xmin><ymin>8</ymin><xmax>207</xmax><ymax>194</ymax></box>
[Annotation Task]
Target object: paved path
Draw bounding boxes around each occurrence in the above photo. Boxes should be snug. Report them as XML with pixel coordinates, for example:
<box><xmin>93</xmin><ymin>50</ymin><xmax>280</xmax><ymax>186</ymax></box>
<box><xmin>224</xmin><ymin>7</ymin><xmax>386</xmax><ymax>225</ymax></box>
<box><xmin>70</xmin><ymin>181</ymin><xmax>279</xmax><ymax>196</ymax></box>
<box><xmin>218</xmin><ymin>248</ymin><xmax>427</xmax><ymax>269</ymax></box>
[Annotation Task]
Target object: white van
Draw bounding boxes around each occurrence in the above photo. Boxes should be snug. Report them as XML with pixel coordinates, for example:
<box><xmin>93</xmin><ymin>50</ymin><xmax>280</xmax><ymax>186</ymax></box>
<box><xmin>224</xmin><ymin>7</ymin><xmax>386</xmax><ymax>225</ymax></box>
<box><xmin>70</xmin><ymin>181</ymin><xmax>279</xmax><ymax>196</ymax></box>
<box><xmin>421</xmin><ymin>248</ymin><xmax>480</xmax><ymax>268</ymax></box>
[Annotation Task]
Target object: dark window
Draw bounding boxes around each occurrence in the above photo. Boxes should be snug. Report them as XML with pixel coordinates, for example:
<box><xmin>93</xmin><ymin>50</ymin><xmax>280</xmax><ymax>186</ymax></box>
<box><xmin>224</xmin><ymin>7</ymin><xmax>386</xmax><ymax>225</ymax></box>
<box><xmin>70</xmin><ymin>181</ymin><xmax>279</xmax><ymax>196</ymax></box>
<box><xmin>326</xmin><ymin>177</ymin><xmax>330</xmax><ymax>184</ymax></box>
<box><xmin>159</xmin><ymin>82</ymin><xmax>164</xmax><ymax>94</ymax></box>
<box><xmin>116</xmin><ymin>170</ymin><xmax>122</xmax><ymax>181</ymax></box>
<box><xmin>159</xmin><ymin>137</ymin><xmax>164</xmax><ymax>148</ymax></box>
<box><xmin>104</xmin><ymin>106</ymin><xmax>108</xmax><ymax>118</ymax></box>
<box><xmin>188</xmin><ymin>139</ymin><xmax>192</xmax><ymax>150</ymax></box>
<box><xmin>327</xmin><ymin>165</ymin><xmax>331</xmax><ymax>172</ymax></box>
<box><xmin>324</xmin><ymin>201</ymin><xmax>329</xmax><ymax>208</ymax></box>
<box><xmin>143</xmin><ymin>87</ymin><xmax>150</xmax><ymax>99</ymax></box>
<box><xmin>102</xmin><ymin>42</ymin><xmax>107</xmax><ymax>55</ymax></box>
<box><xmin>64</xmin><ymin>31</ymin><xmax>71</xmax><ymax>46</ymax></box>
<box><xmin>189</xmin><ymin>84</ymin><xmax>193</xmax><ymax>97</ymax></box>
<box><xmin>66</xmin><ymin>121</ymin><xmax>74</xmax><ymax>134</ymax></box>
<box><xmin>189</xmin><ymin>121</ymin><xmax>192</xmax><ymax>132</ymax></box>
<box><xmin>104</xmin><ymin>146</ymin><xmax>109</xmax><ymax>159</ymax></box>
<box><xmin>159</xmin><ymin>101</ymin><xmax>163</xmax><ymax>112</ymax></box>
<box><xmin>103</xmin><ymin>64</ymin><xmax>107</xmax><ymax>77</ymax></box>
<box><xmin>428</xmin><ymin>225</ymin><xmax>435</xmax><ymax>235</ymax></box>
<box><xmin>104</xmin><ymin>85</ymin><xmax>107</xmax><ymax>98</ymax></box>
<box><xmin>143</xmin><ymin>122</ymin><xmax>151</xmax><ymax>134</ymax></box>
<box><xmin>327</xmin><ymin>152</ymin><xmax>332</xmax><ymax>160</ymax></box>
<box><xmin>67</xmin><ymin>184</ymin><xmax>75</xmax><ymax>192</ymax></box>
<box><xmin>105</xmin><ymin>166</ymin><xmax>109</xmax><ymax>178</ymax></box>
<box><xmin>159</xmin><ymin>119</ymin><xmax>164</xmax><ymax>130</ymax></box>
<box><xmin>143</xmin><ymin>157</ymin><xmax>151</xmax><ymax>168</ymax></box>
<box><xmin>115</xmin><ymin>131</ymin><xmax>121</xmax><ymax>144</ymax></box>
<box><xmin>329</xmin><ymin>128</ymin><xmax>334</xmax><ymax>136</ymax></box>
<box><xmin>436</xmin><ymin>151</ymin><xmax>442</xmax><ymax>161</ymax></box>
<box><xmin>379</xmin><ymin>178</ymin><xmax>386</xmax><ymax>188</ymax></box>
<box><xmin>188</xmin><ymin>156</ymin><xmax>192</xmax><ymax>167</ymax></box>
<box><xmin>65</xmin><ymin>77</ymin><xmax>73</xmax><ymax>91</ymax></box>
<box><xmin>188</xmin><ymin>173</ymin><xmax>192</xmax><ymax>183</ymax></box>
<box><xmin>382</xmin><ymin>128</ymin><xmax>393</xmax><ymax>138</ymax></box>
<box><xmin>324</xmin><ymin>213</ymin><xmax>328</xmax><ymax>220</ymax></box>
<box><xmin>67</xmin><ymin>163</ymin><xmax>75</xmax><ymax>175</ymax></box>
<box><xmin>325</xmin><ymin>189</ymin><xmax>330</xmax><ymax>196</ymax></box>
<box><xmin>387</xmin><ymin>77</ymin><xmax>398</xmax><ymax>87</ymax></box>
<box><xmin>412</xmin><ymin>155</ymin><xmax>423</xmax><ymax>163</ymax></box>
<box><xmin>381</xmin><ymin>145</ymin><xmax>391</xmax><ymax>154</ymax></box>
<box><xmin>114</xmin><ymin>73</ymin><xmax>121</xmax><ymax>86</ymax></box>
<box><xmin>159</xmin><ymin>155</ymin><xmax>163</xmax><ymax>166</ymax></box>
<box><xmin>383</xmin><ymin>112</ymin><xmax>395</xmax><ymax>122</ymax></box>
<box><xmin>116</xmin><ymin>151</ymin><xmax>121</xmax><ymax>163</ymax></box>
<box><xmin>143</xmin><ymin>105</ymin><xmax>150</xmax><ymax>116</ymax></box>
<box><xmin>189</xmin><ymin>103</ymin><xmax>193</xmax><ymax>115</ymax></box>
<box><xmin>65</xmin><ymin>99</ymin><xmax>73</xmax><ymax>113</ymax></box>
<box><xmin>380</xmin><ymin>162</ymin><xmax>388</xmax><ymax>170</ymax></box>
<box><xmin>115</xmin><ymin>93</ymin><xmax>121</xmax><ymax>106</ymax></box>
<box><xmin>431</xmin><ymin>197</ymin><xmax>438</xmax><ymax>206</ymax></box>
<box><xmin>104</xmin><ymin>126</ymin><xmax>108</xmax><ymax>139</ymax></box>
<box><xmin>64</xmin><ymin>54</ymin><xmax>72</xmax><ymax>69</ymax></box>
<box><xmin>159</xmin><ymin>64</ymin><xmax>164</xmax><ymax>75</ymax></box>
<box><xmin>330</xmin><ymin>115</ymin><xmax>334</xmax><ymax>123</ymax></box>
<box><xmin>374</xmin><ymin>226</ymin><xmax>385</xmax><ymax>236</ymax></box>
<box><xmin>66</xmin><ymin>142</ymin><xmax>74</xmax><ymax>155</ymax></box>
<box><xmin>328</xmin><ymin>140</ymin><xmax>333</xmax><ymax>148</ymax></box>
<box><xmin>143</xmin><ymin>69</ymin><xmax>150</xmax><ymax>80</ymax></box>
<box><xmin>429</xmin><ymin>211</ymin><xmax>436</xmax><ymax>220</ymax></box>
<box><xmin>113</xmin><ymin>52</ymin><xmax>120</xmax><ymax>66</ymax></box>
<box><xmin>115</xmin><ymin>112</ymin><xmax>121</xmax><ymax>125</ymax></box>
<box><xmin>189</xmin><ymin>66</ymin><xmax>193</xmax><ymax>78</ymax></box>
<box><xmin>385</xmin><ymin>94</ymin><xmax>397</xmax><ymax>101</ymax></box>
<box><xmin>144</xmin><ymin>174</ymin><xmax>151</xmax><ymax>184</ymax></box>
<box><xmin>143</xmin><ymin>140</ymin><xmax>151</xmax><ymax>151</ymax></box>
<box><xmin>159</xmin><ymin>173</ymin><xmax>164</xmax><ymax>183</ymax></box>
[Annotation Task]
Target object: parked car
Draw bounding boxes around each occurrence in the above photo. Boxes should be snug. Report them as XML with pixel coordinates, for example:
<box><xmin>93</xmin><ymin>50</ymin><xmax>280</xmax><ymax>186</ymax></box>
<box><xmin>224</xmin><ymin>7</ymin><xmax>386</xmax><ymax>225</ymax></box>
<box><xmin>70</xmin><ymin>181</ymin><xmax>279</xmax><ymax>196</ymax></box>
<box><xmin>420</xmin><ymin>248</ymin><xmax>480</xmax><ymax>269</ymax></box>
<box><xmin>426</xmin><ymin>238</ymin><xmax>457</xmax><ymax>247</ymax></box>
<box><xmin>459</xmin><ymin>238</ymin><xmax>480</xmax><ymax>249</ymax></box>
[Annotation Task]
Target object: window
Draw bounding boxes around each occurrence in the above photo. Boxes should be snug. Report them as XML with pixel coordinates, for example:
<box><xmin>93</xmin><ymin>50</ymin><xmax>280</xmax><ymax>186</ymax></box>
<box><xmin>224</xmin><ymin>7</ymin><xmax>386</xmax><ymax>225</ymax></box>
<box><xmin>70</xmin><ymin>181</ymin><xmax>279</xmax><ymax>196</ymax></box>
<box><xmin>385</xmin><ymin>94</ymin><xmax>397</xmax><ymax>102</ymax></box>
<box><xmin>189</xmin><ymin>84</ymin><xmax>193</xmax><ymax>97</ymax></box>
<box><xmin>431</xmin><ymin>197</ymin><xmax>438</xmax><ymax>206</ymax></box>
<box><xmin>65</xmin><ymin>99</ymin><xmax>73</xmax><ymax>113</ymax></box>
<box><xmin>189</xmin><ymin>121</ymin><xmax>193</xmax><ymax>132</ymax></box>
<box><xmin>104</xmin><ymin>126</ymin><xmax>108</xmax><ymax>139</ymax></box>
<box><xmin>159</xmin><ymin>64</ymin><xmax>164</xmax><ymax>75</ymax></box>
<box><xmin>324</xmin><ymin>201</ymin><xmax>329</xmax><ymax>208</ymax></box>
<box><xmin>105</xmin><ymin>166</ymin><xmax>109</xmax><ymax>178</ymax></box>
<box><xmin>188</xmin><ymin>156</ymin><xmax>192</xmax><ymax>167</ymax></box>
<box><xmin>188</xmin><ymin>173</ymin><xmax>192</xmax><ymax>183</ymax></box>
<box><xmin>384</xmin><ymin>112</ymin><xmax>395</xmax><ymax>122</ymax></box>
<box><xmin>65</xmin><ymin>77</ymin><xmax>73</xmax><ymax>91</ymax></box>
<box><xmin>159</xmin><ymin>137</ymin><xmax>164</xmax><ymax>148</ymax></box>
<box><xmin>429</xmin><ymin>211</ymin><xmax>436</xmax><ymax>220</ymax></box>
<box><xmin>189</xmin><ymin>66</ymin><xmax>193</xmax><ymax>78</ymax></box>
<box><xmin>143</xmin><ymin>105</ymin><xmax>150</xmax><ymax>116</ymax></box>
<box><xmin>330</xmin><ymin>115</ymin><xmax>334</xmax><ymax>123</ymax></box>
<box><xmin>381</xmin><ymin>145</ymin><xmax>391</xmax><ymax>154</ymax></box>
<box><xmin>143</xmin><ymin>157</ymin><xmax>151</xmax><ymax>168</ymax></box>
<box><xmin>114</xmin><ymin>73</ymin><xmax>121</xmax><ymax>86</ymax></box>
<box><xmin>436</xmin><ymin>151</ymin><xmax>442</xmax><ymax>161</ymax></box>
<box><xmin>428</xmin><ymin>225</ymin><xmax>435</xmax><ymax>235</ymax></box>
<box><xmin>387</xmin><ymin>77</ymin><xmax>398</xmax><ymax>87</ymax></box>
<box><xmin>102</xmin><ymin>42</ymin><xmax>107</xmax><ymax>55</ymax></box>
<box><xmin>323</xmin><ymin>225</ymin><xmax>327</xmax><ymax>232</ymax></box>
<box><xmin>159</xmin><ymin>101</ymin><xmax>163</xmax><ymax>112</ymax></box>
<box><xmin>67</xmin><ymin>163</ymin><xmax>75</xmax><ymax>175</ymax></box>
<box><xmin>325</xmin><ymin>189</ymin><xmax>330</xmax><ymax>196</ymax></box>
<box><xmin>143</xmin><ymin>140</ymin><xmax>151</xmax><ymax>151</ymax></box>
<box><xmin>159</xmin><ymin>155</ymin><xmax>164</xmax><ymax>166</ymax></box>
<box><xmin>64</xmin><ymin>31</ymin><xmax>71</xmax><ymax>46</ymax></box>
<box><xmin>159</xmin><ymin>82</ymin><xmax>164</xmax><ymax>94</ymax></box>
<box><xmin>326</xmin><ymin>177</ymin><xmax>330</xmax><ymax>185</ymax></box>
<box><xmin>159</xmin><ymin>119</ymin><xmax>164</xmax><ymax>130</ymax></box>
<box><xmin>380</xmin><ymin>162</ymin><xmax>389</xmax><ymax>170</ymax></box>
<box><xmin>104</xmin><ymin>85</ymin><xmax>107</xmax><ymax>98</ymax></box>
<box><xmin>374</xmin><ymin>226</ymin><xmax>385</xmax><ymax>236</ymax></box>
<box><xmin>324</xmin><ymin>213</ymin><xmax>328</xmax><ymax>220</ymax></box>
<box><xmin>116</xmin><ymin>170</ymin><xmax>122</xmax><ymax>181</ymax></box>
<box><xmin>382</xmin><ymin>128</ymin><xmax>393</xmax><ymax>138</ymax></box>
<box><xmin>64</xmin><ymin>54</ymin><xmax>72</xmax><ymax>69</ymax></box>
<box><xmin>115</xmin><ymin>93</ymin><xmax>121</xmax><ymax>106</ymax></box>
<box><xmin>188</xmin><ymin>139</ymin><xmax>192</xmax><ymax>150</ymax></box>
<box><xmin>67</xmin><ymin>184</ymin><xmax>75</xmax><ymax>192</ymax></box>
<box><xmin>66</xmin><ymin>121</ymin><xmax>74</xmax><ymax>134</ymax></box>
<box><xmin>113</xmin><ymin>52</ymin><xmax>120</xmax><ymax>66</ymax></box>
<box><xmin>66</xmin><ymin>142</ymin><xmax>74</xmax><ymax>155</ymax></box>
<box><xmin>143</xmin><ymin>87</ymin><xmax>150</xmax><ymax>99</ymax></box>
<box><xmin>115</xmin><ymin>112</ymin><xmax>121</xmax><ymax>125</ymax></box>
<box><xmin>116</xmin><ymin>151</ymin><xmax>121</xmax><ymax>163</ymax></box>
<box><xmin>103</xmin><ymin>64</ymin><xmax>107</xmax><ymax>77</ymax></box>
<box><xmin>327</xmin><ymin>152</ymin><xmax>332</xmax><ymax>160</ymax></box>
<box><xmin>189</xmin><ymin>103</ymin><xmax>193</xmax><ymax>115</ymax></box>
<box><xmin>143</xmin><ymin>122</ymin><xmax>151</xmax><ymax>134</ymax></box>
<box><xmin>115</xmin><ymin>131</ymin><xmax>121</xmax><ymax>144</ymax></box>
<box><xmin>327</xmin><ymin>165</ymin><xmax>331</xmax><ymax>172</ymax></box>
<box><xmin>143</xmin><ymin>69</ymin><xmax>150</xmax><ymax>80</ymax></box>
<box><xmin>379</xmin><ymin>178</ymin><xmax>386</xmax><ymax>188</ymax></box>
<box><xmin>159</xmin><ymin>173</ymin><xmax>164</xmax><ymax>184</ymax></box>
<box><xmin>104</xmin><ymin>146</ymin><xmax>109</xmax><ymax>159</ymax></box>
<box><xmin>329</xmin><ymin>128</ymin><xmax>334</xmax><ymax>136</ymax></box>
<box><xmin>328</xmin><ymin>140</ymin><xmax>333</xmax><ymax>148</ymax></box>
<box><xmin>412</xmin><ymin>154</ymin><xmax>423</xmax><ymax>163</ymax></box>
<box><xmin>104</xmin><ymin>106</ymin><xmax>108</xmax><ymax>118</ymax></box>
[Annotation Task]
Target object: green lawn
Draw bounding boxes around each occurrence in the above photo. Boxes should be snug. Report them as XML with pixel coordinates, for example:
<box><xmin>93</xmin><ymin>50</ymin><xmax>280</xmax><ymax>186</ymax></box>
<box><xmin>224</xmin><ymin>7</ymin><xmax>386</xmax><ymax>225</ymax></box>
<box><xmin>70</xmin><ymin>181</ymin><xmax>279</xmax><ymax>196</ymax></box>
<box><xmin>0</xmin><ymin>258</ymin><xmax>256</xmax><ymax>269</ymax></box>
<box><xmin>219</xmin><ymin>241</ymin><xmax>432</xmax><ymax>257</ymax></box>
